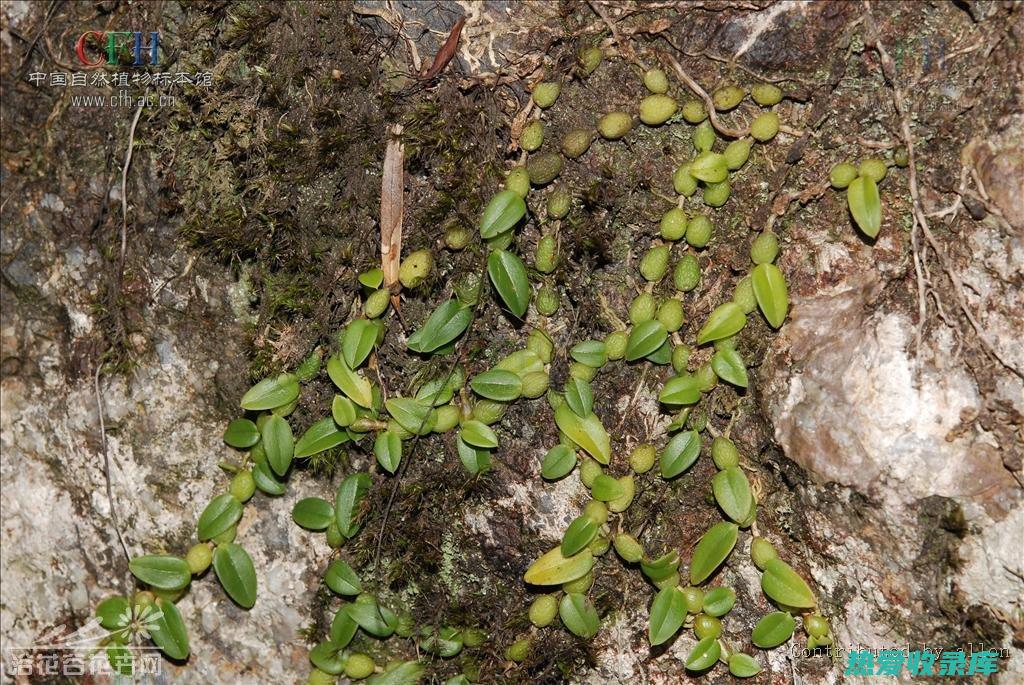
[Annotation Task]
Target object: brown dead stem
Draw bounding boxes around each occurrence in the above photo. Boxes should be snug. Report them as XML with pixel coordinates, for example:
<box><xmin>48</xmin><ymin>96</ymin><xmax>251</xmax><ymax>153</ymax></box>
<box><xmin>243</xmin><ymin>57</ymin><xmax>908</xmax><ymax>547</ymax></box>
<box><xmin>381</xmin><ymin>123</ymin><xmax>405</xmax><ymax>311</ymax></box>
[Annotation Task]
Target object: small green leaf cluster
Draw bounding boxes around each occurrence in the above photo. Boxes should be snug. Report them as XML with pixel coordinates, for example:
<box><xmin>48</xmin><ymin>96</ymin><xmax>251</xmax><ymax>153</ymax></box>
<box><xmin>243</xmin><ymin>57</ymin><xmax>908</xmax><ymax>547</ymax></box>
<box><xmin>831</xmin><ymin>157</ymin><xmax>890</xmax><ymax>238</ymax></box>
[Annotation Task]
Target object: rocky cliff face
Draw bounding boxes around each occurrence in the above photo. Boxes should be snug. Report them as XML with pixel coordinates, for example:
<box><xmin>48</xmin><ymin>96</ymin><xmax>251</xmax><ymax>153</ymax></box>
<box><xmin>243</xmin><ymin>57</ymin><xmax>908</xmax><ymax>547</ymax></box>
<box><xmin>2</xmin><ymin>1</ymin><xmax>1021</xmax><ymax>683</ymax></box>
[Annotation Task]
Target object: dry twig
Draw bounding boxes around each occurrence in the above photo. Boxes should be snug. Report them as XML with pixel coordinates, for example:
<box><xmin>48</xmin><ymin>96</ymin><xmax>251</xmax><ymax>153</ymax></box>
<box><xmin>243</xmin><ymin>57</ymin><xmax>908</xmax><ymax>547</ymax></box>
<box><xmin>380</xmin><ymin>124</ymin><xmax>405</xmax><ymax>310</ymax></box>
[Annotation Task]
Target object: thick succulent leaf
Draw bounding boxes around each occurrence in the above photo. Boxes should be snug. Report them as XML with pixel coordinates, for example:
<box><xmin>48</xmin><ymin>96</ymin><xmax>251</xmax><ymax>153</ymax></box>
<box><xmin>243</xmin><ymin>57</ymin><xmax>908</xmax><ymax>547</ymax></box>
<box><xmin>559</xmin><ymin>593</ymin><xmax>600</xmax><ymax>638</ymax></box>
<box><xmin>96</xmin><ymin>596</ymin><xmax>130</xmax><ymax>630</ymax></box>
<box><xmin>487</xmin><ymin>249</ymin><xmax>531</xmax><ymax>318</ymax></box>
<box><xmin>385</xmin><ymin>397</ymin><xmax>435</xmax><ymax>435</ymax></box>
<box><xmin>751</xmin><ymin>263</ymin><xmax>789</xmax><ymax>329</ymax></box>
<box><xmin>470</xmin><ymin>369</ymin><xmax>523</xmax><ymax>401</ymax></box>
<box><xmin>128</xmin><ymin>555</ymin><xmax>191</xmax><ymax>591</ymax></box>
<box><xmin>554</xmin><ymin>403</ymin><xmax>610</xmax><ymax>464</ymax></box>
<box><xmin>459</xmin><ymin>420</ymin><xmax>498</xmax><ymax>449</ymax></box>
<box><xmin>761</xmin><ymin>559</ymin><xmax>816</xmax><ymax>608</ymax></box>
<box><xmin>240</xmin><ymin>373</ymin><xmax>299</xmax><ymax>411</ymax></box>
<box><xmin>456</xmin><ymin>437</ymin><xmax>492</xmax><ymax>475</ymax></box>
<box><xmin>711</xmin><ymin>348</ymin><xmax>749</xmax><ymax>388</ymax></box>
<box><xmin>570</xmin><ymin>340</ymin><xmax>607</xmax><ymax>368</ymax></box>
<box><xmin>197</xmin><ymin>494</ymin><xmax>243</xmax><ymax>541</ymax></box>
<box><xmin>659</xmin><ymin>374</ymin><xmax>702</xmax><ymax>406</ymax></box>
<box><xmin>407</xmin><ymin>299</ymin><xmax>473</xmax><ymax>354</ymax></box>
<box><xmin>212</xmin><ymin>543</ymin><xmax>257</xmax><ymax>609</ymax></box>
<box><xmin>541</xmin><ymin>444</ymin><xmax>577</xmax><ymax>480</ymax></box>
<box><xmin>626</xmin><ymin>320</ymin><xmax>668</xmax><ymax>361</ymax></box>
<box><xmin>561</xmin><ymin>516</ymin><xmax>599</xmax><ymax>557</ymax></box>
<box><xmin>366</xmin><ymin>660</ymin><xmax>425</xmax><ymax>685</ymax></box>
<box><xmin>696</xmin><ymin>302</ymin><xmax>746</xmax><ymax>345</ymax></box>
<box><xmin>712</xmin><ymin>467</ymin><xmax>754</xmax><ymax>525</ymax></box>
<box><xmin>660</xmin><ymin>430</ymin><xmax>701</xmax><ymax>479</ymax></box>
<box><xmin>325</xmin><ymin>560</ymin><xmax>362</xmax><ymax>596</ymax></box>
<box><xmin>327</xmin><ymin>356</ymin><xmax>374</xmax><ymax>408</ymax></box>
<box><xmin>262</xmin><ymin>414</ymin><xmax>294</xmax><ymax>477</ymax></box>
<box><xmin>252</xmin><ymin>460</ymin><xmax>285</xmax><ymax>496</ymax></box>
<box><xmin>480</xmin><ymin>190</ymin><xmax>527</xmax><ymax>238</ymax></box>
<box><xmin>524</xmin><ymin>546</ymin><xmax>594</xmax><ymax>586</ymax></box>
<box><xmin>848</xmin><ymin>175</ymin><xmax>881</xmax><ymax>238</ymax></box>
<box><xmin>684</xmin><ymin>635</ymin><xmax>721</xmax><ymax>671</ymax></box>
<box><xmin>149</xmin><ymin>598</ymin><xmax>189</xmax><ymax>660</ymax></box>
<box><xmin>689</xmin><ymin>522</ymin><xmax>738</xmax><ymax>585</ymax></box>
<box><xmin>564</xmin><ymin>377</ymin><xmax>594</xmax><ymax>416</ymax></box>
<box><xmin>294</xmin><ymin>416</ymin><xmax>348</xmax><ymax>458</ymax></box>
<box><xmin>292</xmin><ymin>497</ymin><xmax>335</xmax><ymax>530</ymax></box>
<box><xmin>729</xmin><ymin>653</ymin><xmax>763</xmax><ymax>678</ymax></box>
<box><xmin>702</xmin><ymin>586</ymin><xmax>737</xmax><ymax>617</ymax></box>
<box><xmin>648</xmin><ymin>586</ymin><xmax>686</xmax><ymax>646</ymax></box>
<box><xmin>342</xmin><ymin>319</ymin><xmax>379</xmax><ymax>369</ymax></box>
<box><xmin>223</xmin><ymin>418</ymin><xmax>260</xmax><ymax>449</ymax></box>
<box><xmin>591</xmin><ymin>474</ymin><xmax>624</xmax><ymax>501</ymax></box>
<box><xmin>751</xmin><ymin>611</ymin><xmax>796</xmax><ymax>648</ymax></box>
<box><xmin>335</xmin><ymin>472</ymin><xmax>373</xmax><ymax>538</ymax></box>
<box><xmin>374</xmin><ymin>430</ymin><xmax>402</xmax><ymax>473</ymax></box>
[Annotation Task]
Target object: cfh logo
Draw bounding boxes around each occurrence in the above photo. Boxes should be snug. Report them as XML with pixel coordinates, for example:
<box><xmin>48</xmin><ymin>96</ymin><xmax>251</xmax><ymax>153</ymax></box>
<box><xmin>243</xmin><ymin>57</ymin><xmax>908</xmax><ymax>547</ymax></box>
<box><xmin>75</xmin><ymin>31</ymin><xmax>160</xmax><ymax>67</ymax></box>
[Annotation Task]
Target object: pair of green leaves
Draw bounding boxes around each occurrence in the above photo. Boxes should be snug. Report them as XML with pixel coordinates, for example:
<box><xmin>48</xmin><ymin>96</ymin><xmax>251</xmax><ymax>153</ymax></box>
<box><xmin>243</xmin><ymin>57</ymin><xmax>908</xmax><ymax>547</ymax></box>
<box><xmin>130</xmin><ymin>547</ymin><xmax>254</xmax><ymax>610</ymax></box>
<box><xmin>97</xmin><ymin>595</ymin><xmax>190</xmax><ymax>661</ymax></box>
<box><xmin>407</xmin><ymin>299</ymin><xmax>473</xmax><ymax>354</ymax></box>
<box><xmin>488</xmin><ymin>249</ymin><xmax>531</xmax><ymax>318</ymax></box>
<box><xmin>626</xmin><ymin>320</ymin><xmax>668</xmax><ymax>361</ymax></box>
<box><xmin>457</xmin><ymin>437</ymin><xmax>492</xmax><ymax>475</ymax></box>
<box><xmin>560</xmin><ymin>593</ymin><xmax>600</xmax><ymax>639</ymax></box>
<box><xmin>554</xmin><ymin>403</ymin><xmax>610</xmax><ymax>464</ymax></box>
<box><xmin>341</xmin><ymin>319</ymin><xmax>382</xmax><ymax>369</ymax></box>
